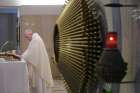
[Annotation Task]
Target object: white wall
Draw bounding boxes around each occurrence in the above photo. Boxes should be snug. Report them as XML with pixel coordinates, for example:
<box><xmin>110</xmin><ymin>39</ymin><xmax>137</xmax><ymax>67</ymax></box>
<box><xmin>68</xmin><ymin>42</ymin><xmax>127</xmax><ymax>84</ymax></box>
<box><xmin>120</xmin><ymin>0</ymin><xmax>140</xmax><ymax>93</ymax></box>
<box><xmin>99</xmin><ymin>0</ymin><xmax>113</xmax><ymax>31</ymax></box>
<box><xmin>0</xmin><ymin>0</ymin><xmax>19</xmax><ymax>6</ymax></box>
<box><xmin>19</xmin><ymin>5</ymin><xmax>63</xmax><ymax>15</ymax></box>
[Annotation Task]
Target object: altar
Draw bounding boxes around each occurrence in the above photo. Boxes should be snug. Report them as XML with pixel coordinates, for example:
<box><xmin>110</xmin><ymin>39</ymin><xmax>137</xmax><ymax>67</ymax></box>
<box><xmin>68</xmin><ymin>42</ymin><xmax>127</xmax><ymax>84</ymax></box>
<box><xmin>0</xmin><ymin>60</ymin><xmax>29</xmax><ymax>93</ymax></box>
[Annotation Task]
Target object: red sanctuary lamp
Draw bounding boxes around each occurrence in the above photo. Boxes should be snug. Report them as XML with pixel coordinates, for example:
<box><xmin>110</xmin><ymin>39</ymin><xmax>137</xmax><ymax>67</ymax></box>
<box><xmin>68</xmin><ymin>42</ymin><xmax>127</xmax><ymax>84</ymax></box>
<box><xmin>97</xmin><ymin>32</ymin><xmax>127</xmax><ymax>83</ymax></box>
<box><xmin>105</xmin><ymin>32</ymin><xmax>117</xmax><ymax>48</ymax></box>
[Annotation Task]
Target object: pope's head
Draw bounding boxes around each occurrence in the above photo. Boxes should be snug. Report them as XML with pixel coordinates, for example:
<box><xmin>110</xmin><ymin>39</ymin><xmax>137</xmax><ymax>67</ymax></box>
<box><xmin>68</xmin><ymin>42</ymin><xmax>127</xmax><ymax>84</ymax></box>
<box><xmin>24</xmin><ymin>29</ymin><xmax>33</xmax><ymax>41</ymax></box>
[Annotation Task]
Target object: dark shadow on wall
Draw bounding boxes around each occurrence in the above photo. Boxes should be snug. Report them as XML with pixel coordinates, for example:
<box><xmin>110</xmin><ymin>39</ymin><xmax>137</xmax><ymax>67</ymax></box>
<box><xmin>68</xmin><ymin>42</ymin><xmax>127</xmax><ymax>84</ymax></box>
<box><xmin>0</xmin><ymin>8</ymin><xmax>17</xmax><ymax>51</ymax></box>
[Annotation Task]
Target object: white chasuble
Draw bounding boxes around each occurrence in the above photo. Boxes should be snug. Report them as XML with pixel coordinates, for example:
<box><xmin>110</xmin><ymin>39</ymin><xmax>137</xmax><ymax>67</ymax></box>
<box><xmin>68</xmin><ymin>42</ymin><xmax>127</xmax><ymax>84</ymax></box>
<box><xmin>22</xmin><ymin>33</ymin><xmax>54</xmax><ymax>93</ymax></box>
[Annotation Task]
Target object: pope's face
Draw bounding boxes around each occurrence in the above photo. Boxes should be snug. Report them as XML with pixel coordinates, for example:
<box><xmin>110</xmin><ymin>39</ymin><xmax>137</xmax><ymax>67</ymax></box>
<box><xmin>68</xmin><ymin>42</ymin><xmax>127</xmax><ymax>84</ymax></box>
<box><xmin>24</xmin><ymin>32</ymin><xmax>32</xmax><ymax>41</ymax></box>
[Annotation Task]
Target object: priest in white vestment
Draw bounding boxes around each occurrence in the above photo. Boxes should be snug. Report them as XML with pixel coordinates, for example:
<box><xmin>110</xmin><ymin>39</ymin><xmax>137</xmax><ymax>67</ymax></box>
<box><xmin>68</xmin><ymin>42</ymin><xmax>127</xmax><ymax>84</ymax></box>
<box><xmin>22</xmin><ymin>29</ymin><xmax>54</xmax><ymax>93</ymax></box>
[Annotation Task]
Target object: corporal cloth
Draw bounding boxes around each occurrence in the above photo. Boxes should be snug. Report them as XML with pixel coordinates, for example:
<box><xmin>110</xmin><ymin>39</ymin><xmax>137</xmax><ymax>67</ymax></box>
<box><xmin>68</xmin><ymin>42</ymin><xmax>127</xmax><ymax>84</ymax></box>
<box><xmin>22</xmin><ymin>33</ymin><xmax>54</xmax><ymax>93</ymax></box>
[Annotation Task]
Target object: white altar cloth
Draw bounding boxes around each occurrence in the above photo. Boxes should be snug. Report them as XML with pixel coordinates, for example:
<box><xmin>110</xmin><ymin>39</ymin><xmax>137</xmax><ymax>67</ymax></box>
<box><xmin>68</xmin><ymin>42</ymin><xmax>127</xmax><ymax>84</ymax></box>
<box><xmin>0</xmin><ymin>61</ymin><xmax>29</xmax><ymax>93</ymax></box>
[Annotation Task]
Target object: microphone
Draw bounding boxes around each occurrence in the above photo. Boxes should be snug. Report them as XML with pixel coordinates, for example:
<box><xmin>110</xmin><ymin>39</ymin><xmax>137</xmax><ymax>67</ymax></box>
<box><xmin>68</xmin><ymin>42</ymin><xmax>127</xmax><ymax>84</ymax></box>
<box><xmin>0</xmin><ymin>41</ymin><xmax>9</xmax><ymax>52</ymax></box>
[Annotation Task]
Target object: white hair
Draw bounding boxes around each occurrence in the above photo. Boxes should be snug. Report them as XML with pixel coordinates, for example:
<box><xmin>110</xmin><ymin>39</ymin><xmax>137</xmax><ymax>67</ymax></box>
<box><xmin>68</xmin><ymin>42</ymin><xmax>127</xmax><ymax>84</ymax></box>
<box><xmin>24</xmin><ymin>28</ymin><xmax>33</xmax><ymax>34</ymax></box>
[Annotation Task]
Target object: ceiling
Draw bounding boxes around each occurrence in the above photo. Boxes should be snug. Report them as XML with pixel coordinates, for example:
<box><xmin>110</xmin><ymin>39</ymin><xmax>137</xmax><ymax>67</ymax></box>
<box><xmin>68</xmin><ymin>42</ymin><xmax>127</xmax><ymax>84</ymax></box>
<box><xmin>0</xmin><ymin>0</ymin><xmax>65</xmax><ymax>6</ymax></box>
<box><xmin>0</xmin><ymin>0</ymin><xmax>64</xmax><ymax>15</ymax></box>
